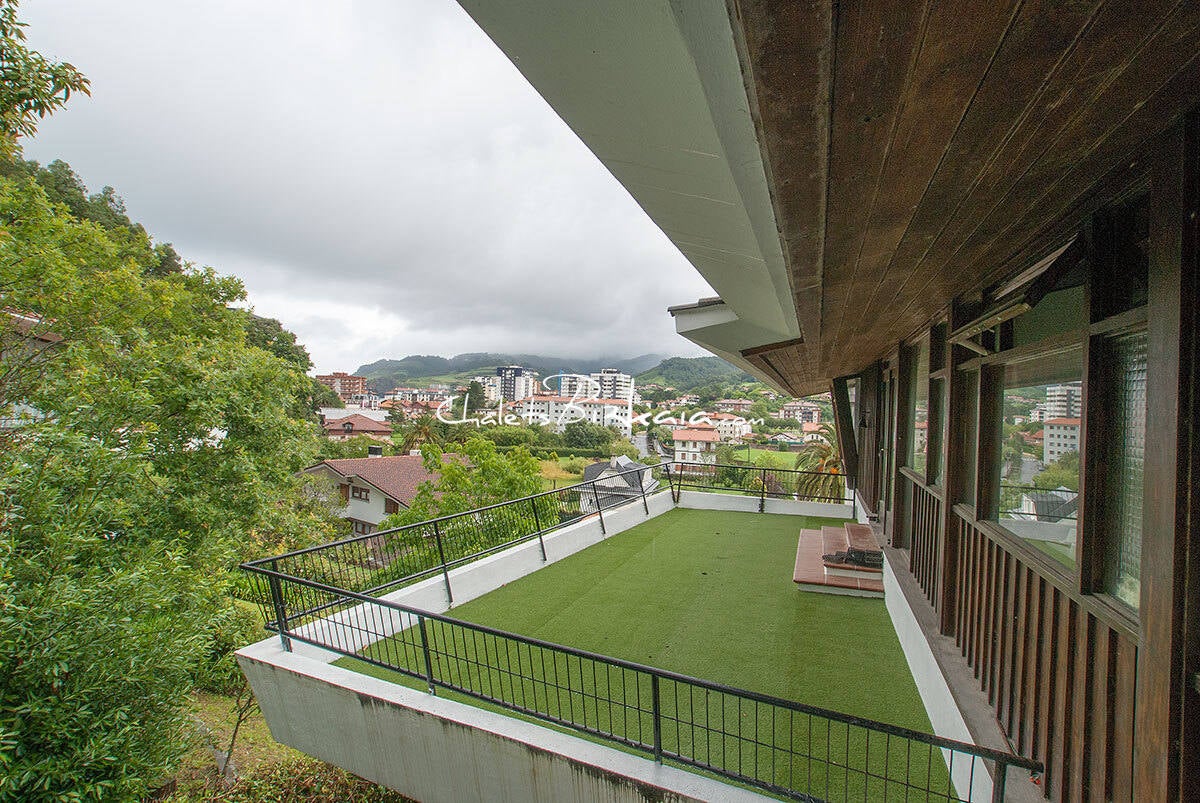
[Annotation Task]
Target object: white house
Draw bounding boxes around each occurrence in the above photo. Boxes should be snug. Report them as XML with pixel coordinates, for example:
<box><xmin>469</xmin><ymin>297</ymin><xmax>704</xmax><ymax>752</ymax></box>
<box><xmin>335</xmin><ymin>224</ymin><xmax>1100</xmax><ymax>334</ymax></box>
<box><xmin>672</xmin><ymin>424</ymin><xmax>718</xmax><ymax>465</ymax></box>
<box><xmin>301</xmin><ymin>455</ymin><xmax>440</xmax><ymax>536</ymax></box>
<box><xmin>510</xmin><ymin>395</ymin><xmax>633</xmax><ymax>438</ymax></box>
<box><xmin>707</xmin><ymin>412</ymin><xmax>752</xmax><ymax>442</ymax></box>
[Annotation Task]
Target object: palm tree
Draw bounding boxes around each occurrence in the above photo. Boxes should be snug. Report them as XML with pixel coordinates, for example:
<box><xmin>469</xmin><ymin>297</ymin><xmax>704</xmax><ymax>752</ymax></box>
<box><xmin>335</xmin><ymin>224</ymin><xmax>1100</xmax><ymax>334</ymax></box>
<box><xmin>793</xmin><ymin>421</ymin><xmax>845</xmax><ymax>501</ymax></box>
<box><xmin>396</xmin><ymin>412</ymin><xmax>442</xmax><ymax>453</ymax></box>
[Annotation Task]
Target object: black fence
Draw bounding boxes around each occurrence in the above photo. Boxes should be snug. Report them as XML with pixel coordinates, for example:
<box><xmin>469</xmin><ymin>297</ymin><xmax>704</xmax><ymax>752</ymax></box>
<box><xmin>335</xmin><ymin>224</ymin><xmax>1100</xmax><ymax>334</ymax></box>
<box><xmin>244</xmin><ymin>464</ymin><xmax>661</xmax><ymax>609</ymax></box>
<box><xmin>662</xmin><ymin>461</ymin><xmax>850</xmax><ymax>508</ymax></box>
<box><xmin>241</xmin><ymin>564</ymin><xmax>1042</xmax><ymax>802</ymax></box>
<box><xmin>997</xmin><ymin>483</ymin><xmax>1079</xmax><ymax>522</ymax></box>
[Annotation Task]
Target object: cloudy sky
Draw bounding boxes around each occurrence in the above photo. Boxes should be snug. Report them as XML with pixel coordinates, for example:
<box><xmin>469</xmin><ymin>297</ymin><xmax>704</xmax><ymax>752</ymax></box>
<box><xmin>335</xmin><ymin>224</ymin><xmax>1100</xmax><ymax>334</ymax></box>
<box><xmin>20</xmin><ymin>0</ymin><xmax>713</xmax><ymax>374</ymax></box>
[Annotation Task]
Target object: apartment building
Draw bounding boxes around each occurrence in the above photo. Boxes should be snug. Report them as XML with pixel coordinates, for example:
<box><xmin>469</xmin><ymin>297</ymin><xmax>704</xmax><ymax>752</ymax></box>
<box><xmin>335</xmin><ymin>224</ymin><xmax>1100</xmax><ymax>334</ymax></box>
<box><xmin>315</xmin><ymin>371</ymin><xmax>368</xmax><ymax>401</ymax></box>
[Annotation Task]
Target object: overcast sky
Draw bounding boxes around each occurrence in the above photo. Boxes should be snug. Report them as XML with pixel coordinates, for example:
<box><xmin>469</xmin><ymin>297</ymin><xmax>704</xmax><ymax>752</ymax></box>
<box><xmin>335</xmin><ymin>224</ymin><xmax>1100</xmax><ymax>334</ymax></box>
<box><xmin>20</xmin><ymin>0</ymin><xmax>713</xmax><ymax>374</ymax></box>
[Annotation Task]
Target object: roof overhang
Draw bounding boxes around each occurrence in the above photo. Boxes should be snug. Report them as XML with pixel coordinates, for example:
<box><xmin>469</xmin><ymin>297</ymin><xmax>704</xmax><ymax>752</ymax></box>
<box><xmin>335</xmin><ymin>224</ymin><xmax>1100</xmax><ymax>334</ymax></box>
<box><xmin>456</xmin><ymin>0</ymin><xmax>810</xmax><ymax>393</ymax></box>
<box><xmin>457</xmin><ymin>0</ymin><xmax>1200</xmax><ymax>395</ymax></box>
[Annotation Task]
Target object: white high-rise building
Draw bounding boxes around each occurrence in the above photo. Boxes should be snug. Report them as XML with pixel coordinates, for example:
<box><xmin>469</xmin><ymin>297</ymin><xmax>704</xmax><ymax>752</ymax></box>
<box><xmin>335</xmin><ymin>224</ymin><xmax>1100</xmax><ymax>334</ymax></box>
<box><xmin>559</xmin><ymin>368</ymin><xmax>636</xmax><ymax>402</ymax></box>
<box><xmin>1045</xmin><ymin>382</ymin><xmax>1082</xmax><ymax>419</ymax></box>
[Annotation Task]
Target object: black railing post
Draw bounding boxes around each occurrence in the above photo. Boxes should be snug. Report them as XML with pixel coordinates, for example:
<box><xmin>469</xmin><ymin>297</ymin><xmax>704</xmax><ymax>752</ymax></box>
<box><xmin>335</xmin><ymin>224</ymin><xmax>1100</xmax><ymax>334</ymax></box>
<box><xmin>990</xmin><ymin>759</ymin><xmax>1007</xmax><ymax>803</ymax></box>
<box><xmin>639</xmin><ymin>470</ymin><xmax>649</xmax><ymax>515</ymax></box>
<box><xmin>417</xmin><ymin>614</ymin><xmax>436</xmax><ymax>695</ymax></box>
<box><xmin>759</xmin><ymin>468</ymin><xmax>767</xmax><ymax>513</ymax></box>
<box><xmin>651</xmin><ymin>674</ymin><xmax>663</xmax><ymax>764</ymax></box>
<box><xmin>593</xmin><ymin>482</ymin><xmax>606</xmax><ymax>534</ymax></box>
<box><xmin>432</xmin><ymin>520</ymin><xmax>453</xmax><ymax>605</ymax></box>
<box><xmin>530</xmin><ymin>497</ymin><xmax>547</xmax><ymax>562</ymax></box>
<box><xmin>267</xmin><ymin>568</ymin><xmax>292</xmax><ymax>652</ymax></box>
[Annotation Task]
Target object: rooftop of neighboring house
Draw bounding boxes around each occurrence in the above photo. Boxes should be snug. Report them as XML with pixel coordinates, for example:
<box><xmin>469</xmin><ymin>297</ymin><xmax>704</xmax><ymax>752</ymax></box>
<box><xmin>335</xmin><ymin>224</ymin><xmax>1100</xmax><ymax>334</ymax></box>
<box><xmin>303</xmin><ymin>455</ymin><xmax>439</xmax><ymax>506</ymax></box>
<box><xmin>581</xmin><ymin>455</ymin><xmax>657</xmax><ymax>488</ymax></box>
<box><xmin>4</xmin><ymin>307</ymin><xmax>62</xmax><ymax>344</ymax></box>
<box><xmin>1045</xmin><ymin>418</ymin><xmax>1082</xmax><ymax>427</ymax></box>
<box><xmin>674</xmin><ymin>426</ymin><xmax>719</xmax><ymax>442</ymax></box>
<box><xmin>321</xmin><ymin>413</ymin><xmax>393</xmax><ymax>435</ymax></box>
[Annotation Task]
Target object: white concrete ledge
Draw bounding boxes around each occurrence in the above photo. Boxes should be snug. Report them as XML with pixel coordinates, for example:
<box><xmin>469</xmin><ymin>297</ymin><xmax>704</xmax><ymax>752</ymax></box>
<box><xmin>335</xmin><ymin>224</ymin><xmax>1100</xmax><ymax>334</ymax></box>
<box><xmin>676</xmin><ymin>490</ymin><xmax>853</xmax><ymax>518</ymax></box>
<box><xmin>238</xmin><ymin>640</ymin><xmax>771</xmax><ymax>803</ymax></box>
<box><xmin>884</xmin><ymin>557</ymin><xmax>991</xmax><ymax>802</ymax></box>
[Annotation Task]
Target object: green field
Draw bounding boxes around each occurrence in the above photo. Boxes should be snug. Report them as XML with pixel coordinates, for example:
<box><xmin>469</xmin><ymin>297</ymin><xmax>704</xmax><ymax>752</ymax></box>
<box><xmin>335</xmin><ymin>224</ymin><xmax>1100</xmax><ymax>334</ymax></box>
<box><xmin>733</xmin><ymin>446</ymin><xmax>798</xmax><ymax>468</ymax></box>
<box><xmin>336</xmin><ymin>509</ymin><xmax>955</xmax><ymax>799</ymax></box>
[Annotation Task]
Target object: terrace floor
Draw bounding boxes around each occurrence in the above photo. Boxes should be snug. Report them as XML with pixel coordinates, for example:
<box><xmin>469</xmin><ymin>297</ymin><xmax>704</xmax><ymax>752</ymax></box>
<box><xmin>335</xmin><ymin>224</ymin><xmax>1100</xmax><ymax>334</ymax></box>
<box><xmin>339</xmin><ymin>508</ymin><xmax>937</xmax><ymax>739</ymax></box>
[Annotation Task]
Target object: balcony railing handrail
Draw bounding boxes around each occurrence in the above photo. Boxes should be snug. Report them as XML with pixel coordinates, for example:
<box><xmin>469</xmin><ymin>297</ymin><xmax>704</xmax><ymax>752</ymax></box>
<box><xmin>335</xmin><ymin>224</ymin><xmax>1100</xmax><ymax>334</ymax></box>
<box><xmin>998</xmin><ymin>483</ymin><xmax>1078</xmax><ymax>494</ymax></box>
<box><xmin>243</xmin><ymin>561</ymin><xmax>1044</xmax><ymax>777</ymax></box>
<box><xmin>248</xmin><ymin>461</ymin><xmax>849</xmax><ymax>569</ymax></box>
<box><xmin>245</xmin><ymin>463</ymin><xmax>663</xmax><ymax>567</ymax></box>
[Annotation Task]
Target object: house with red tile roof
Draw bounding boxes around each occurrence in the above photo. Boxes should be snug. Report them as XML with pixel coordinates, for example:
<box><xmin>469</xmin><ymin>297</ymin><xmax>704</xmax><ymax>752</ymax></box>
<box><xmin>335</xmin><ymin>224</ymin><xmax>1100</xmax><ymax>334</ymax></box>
<box><xmin>672</xmin><ymin>424</ymin><xmax>718</xmax><ymax>466</ymax></box>
<box><xmin>301</xmin><ymin>454</ymin><xmax>440</xmax><ymax>536</ymax></box>
<box><xmin>321</xmin><ymin>413</ymin><xmax>393</xmax><ymax>441</ymax></box>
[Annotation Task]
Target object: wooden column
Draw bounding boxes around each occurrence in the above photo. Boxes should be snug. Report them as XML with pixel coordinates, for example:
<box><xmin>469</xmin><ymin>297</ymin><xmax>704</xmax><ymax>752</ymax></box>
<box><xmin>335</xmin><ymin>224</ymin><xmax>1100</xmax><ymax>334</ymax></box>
<box><xmin>1179</xmin><ymin>105</ymin><xmax>1200</xmax><ymax>803</ymax></box>
<box><xmin>1134</xmin><ymin>115</ymin><xmax>1197</xmax><ymax>801</ymax></box>
<box><xmin>938</xmin><ymin>305</ymin><xmax>971</xmax><ymax>635</ymax></box>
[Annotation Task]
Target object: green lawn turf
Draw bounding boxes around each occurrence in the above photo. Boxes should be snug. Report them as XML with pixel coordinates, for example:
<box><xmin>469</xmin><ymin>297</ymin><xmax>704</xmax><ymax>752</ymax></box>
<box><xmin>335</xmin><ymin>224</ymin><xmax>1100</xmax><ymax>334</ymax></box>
<box><xmin>336</xmin><ymin>509</ymin><xmax>954</xmax><ymax>800</ymax></box>
<box><xmin>1029</xmin><ymin>538</ymin><xmax>1076</xmax><ymax>568</ymax></box>
<box><xmin>733</xmin><ymin>447</ymin><xmax>797</xmax><ymax>468</ymax></box>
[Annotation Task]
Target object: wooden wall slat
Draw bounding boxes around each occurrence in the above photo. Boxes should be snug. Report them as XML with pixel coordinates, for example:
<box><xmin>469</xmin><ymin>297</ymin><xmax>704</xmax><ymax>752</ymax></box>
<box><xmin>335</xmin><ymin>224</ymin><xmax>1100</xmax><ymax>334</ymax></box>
<box><xmin>937</xmin><ymin>513</ymin><xmax>1141</xmax><ymax>800</ymax></box>
<box><xmin>1022</xmin><ymin>572</ymin><xmax>1042</xmax><ymax>757</ymax></box>
<box><xmin>1112</xmin><ymin>637</ymin><xmax>1137</xmax><ymax>800</ymax></box>
<box><xmin>1050</xmin><ymin>597</ymin><xmax>1077</xmax><ymax>800</ymax></box>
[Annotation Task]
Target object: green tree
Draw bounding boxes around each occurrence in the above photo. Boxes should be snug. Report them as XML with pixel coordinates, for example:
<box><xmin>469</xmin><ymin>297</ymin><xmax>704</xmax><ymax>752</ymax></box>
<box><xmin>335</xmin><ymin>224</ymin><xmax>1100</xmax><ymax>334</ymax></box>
<box><xmin>1032</xmin><ymin>451</ymin><xmax>1080</xmax><ymax>491</ymax></box>
<box><xmin>793</xmin><ymin>422</ymin><xmax>846</xmax><ymax>501</ymax></box>
<box><xmin>466</xmin><ymin>379</ymin><xmax>486</xmax><ymax>411</ymax></box>
<box><xmin>242</xmin><ymin>312</ymin><xmax>312</xmax><ymax>371</ymax></box>
<box><xmin>311</xmin><ymin>379</ymin><xmax>344</xmax><ymax>410</ymax></box>
<box><xmin>0</xmin><ymin>0</ymin><xmax>89</xmax><ymax>153</ymax></box>
<box><xmin>607</xmin><ymin>438</ymin><xmax>639</xmax><ymax>460</ymax></box>
<box><xmin>0</xmin><ymin>164</ymin><xmax>339</xmax><ymax>797</ymax></box>
<box><xmin>481</xmin><ymin>424</ymin><xmax>537</xmax><ymax>447</ymax></box>
<box><xmin>563</xmin><ymin>420</ymin><xmax>615</xmax><ymax>450</ymax></box>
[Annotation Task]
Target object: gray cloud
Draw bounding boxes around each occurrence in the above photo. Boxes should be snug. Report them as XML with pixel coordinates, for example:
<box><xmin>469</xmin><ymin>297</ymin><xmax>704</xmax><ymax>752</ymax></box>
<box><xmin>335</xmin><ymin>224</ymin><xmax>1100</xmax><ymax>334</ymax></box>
<box><xmin>20</xmin><ymin>0</ymin><xmax>713</xmax><ymax>372</ymax></box>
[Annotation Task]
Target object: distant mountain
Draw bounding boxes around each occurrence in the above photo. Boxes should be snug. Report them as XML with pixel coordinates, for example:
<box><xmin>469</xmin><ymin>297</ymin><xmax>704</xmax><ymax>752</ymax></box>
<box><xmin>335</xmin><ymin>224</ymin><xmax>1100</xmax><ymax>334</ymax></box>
<box><xmin>354</xmin><ymin>352</ymin><xmax>671</xmax><ymax>392</ymax></box>
<box><xmin>636</xmin><ymin>356</ymin><xmax>754</xmax><ymax>391</ymax></box>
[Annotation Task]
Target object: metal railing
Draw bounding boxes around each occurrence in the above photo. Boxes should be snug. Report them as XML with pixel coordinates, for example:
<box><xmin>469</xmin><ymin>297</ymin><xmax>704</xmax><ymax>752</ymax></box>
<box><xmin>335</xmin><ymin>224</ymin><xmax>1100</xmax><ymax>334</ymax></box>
<box><xmin>244</xmin><ymin>464</ymin><xmax>661</xmax><ymax>610</ymax></box>
<box><xmin>662</xmin><ymin>461</ymin><xmax>851</xmax><ymax>510</ymax></box>
<box><xmin>241</xmin><ymin>564</ymin><xmax>1042</xmax><ymax>802</ymax></box>
<box><xmin>997</xmin><ymin>483</ymin><xmax>1079</xmax><ymax>522</ymax></box>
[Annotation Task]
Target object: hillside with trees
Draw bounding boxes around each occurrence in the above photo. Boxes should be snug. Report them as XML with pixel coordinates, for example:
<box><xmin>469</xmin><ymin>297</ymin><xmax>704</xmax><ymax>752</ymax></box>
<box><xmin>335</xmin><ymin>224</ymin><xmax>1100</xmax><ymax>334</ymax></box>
<box><xmin>356</xmin><ymin>351</ymin><xmax>667</xmax><ymax>391</ymax></box>
<box><xmin>635</xmin><ymin>355</ymin><xmax>755</xmax><ymax>391</ymax></box>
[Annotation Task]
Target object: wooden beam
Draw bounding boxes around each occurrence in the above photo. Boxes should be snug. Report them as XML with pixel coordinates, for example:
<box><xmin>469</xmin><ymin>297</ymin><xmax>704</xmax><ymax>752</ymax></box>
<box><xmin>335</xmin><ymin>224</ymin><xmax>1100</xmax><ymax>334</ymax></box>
<box><xmin>1133</xmin><ymin>117</ymin><xmax>1193</xmax><ymax>801</ymax></box>
<box><xmin>1178</xmin><ymin>104</ymin><xmax>1200</xmax><ymax>803</ymax></box>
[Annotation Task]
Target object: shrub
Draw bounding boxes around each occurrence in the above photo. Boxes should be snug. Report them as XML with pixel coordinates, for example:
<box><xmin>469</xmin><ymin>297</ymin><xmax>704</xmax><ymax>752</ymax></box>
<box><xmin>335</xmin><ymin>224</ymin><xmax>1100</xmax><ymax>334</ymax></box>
<box><xmin>169</xmin><ymin>756</ymin><xmax>412</xmax><ymax>802</ymax></box>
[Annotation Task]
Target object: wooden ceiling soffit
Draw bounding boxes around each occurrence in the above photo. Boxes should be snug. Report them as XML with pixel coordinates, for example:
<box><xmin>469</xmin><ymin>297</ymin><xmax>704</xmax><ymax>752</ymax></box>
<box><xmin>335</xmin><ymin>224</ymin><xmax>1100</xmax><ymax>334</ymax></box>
<box><xmin>865</xmin><ymin>2</ymin><xmax>1200</xmax><ymax>353</ymax></box>
<box><xmin>726</xmin><ymin>0</ymin><xmax>833</xmax><ymax>380</ymax></box>
<box><xmin>740</xmin><ymin>338</ymin><xmax>813</xmax><ymax>396</ymax></box>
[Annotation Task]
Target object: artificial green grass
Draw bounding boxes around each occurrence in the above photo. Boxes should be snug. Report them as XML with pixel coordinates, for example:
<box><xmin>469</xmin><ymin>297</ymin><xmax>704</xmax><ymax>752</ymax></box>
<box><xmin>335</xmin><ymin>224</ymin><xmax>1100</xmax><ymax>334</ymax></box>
<box><xmin>336</xmin><ymin>509</ymin><xmax>955</xmax><ymax>800</ymax></box>
<box><xmin>1029</xmin><ymin>538</ymin><xmax>1076</xmax><ymax>568</ymax></box>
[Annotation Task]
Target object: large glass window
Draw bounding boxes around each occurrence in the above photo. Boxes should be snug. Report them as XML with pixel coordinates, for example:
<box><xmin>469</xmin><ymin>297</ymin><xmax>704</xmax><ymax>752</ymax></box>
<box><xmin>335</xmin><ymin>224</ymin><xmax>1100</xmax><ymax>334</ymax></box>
<box><xmin>995</xmin><ymin>348</ymin><xmax>1083</xmax><ymax>569</ymax></box>
<box><xmin>905</xmin><ymin>339</ymin><xmax>930</xmax><ymax>472</ymax></box>
<box><xmin>929</xmin><ymin>377</ymin><xmax>946</xmax><ymax>486</ymax></box>
<box><xmin>1099</xmin><ymin>330</ymin><xmax>1147</xmax><ymax>609</ymax></box>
